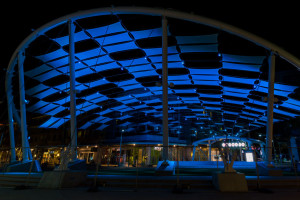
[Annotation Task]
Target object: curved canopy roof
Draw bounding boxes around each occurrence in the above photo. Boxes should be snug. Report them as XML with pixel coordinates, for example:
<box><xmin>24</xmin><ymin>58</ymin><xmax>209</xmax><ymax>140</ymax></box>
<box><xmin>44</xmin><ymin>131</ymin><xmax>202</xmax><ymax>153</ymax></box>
<box><xmin>6</xmin><ymin>7</ymin><xmax>300</xmax><ymax>138</ymax></box>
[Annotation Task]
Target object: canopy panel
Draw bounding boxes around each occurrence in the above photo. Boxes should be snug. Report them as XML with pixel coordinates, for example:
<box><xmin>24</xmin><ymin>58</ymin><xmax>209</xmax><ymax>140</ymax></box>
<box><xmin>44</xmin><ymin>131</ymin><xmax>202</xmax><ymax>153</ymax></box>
<box><xmin>8</xmin><ymin>12</ymin><xmax>300</xmax><ymax>138</ymax></box>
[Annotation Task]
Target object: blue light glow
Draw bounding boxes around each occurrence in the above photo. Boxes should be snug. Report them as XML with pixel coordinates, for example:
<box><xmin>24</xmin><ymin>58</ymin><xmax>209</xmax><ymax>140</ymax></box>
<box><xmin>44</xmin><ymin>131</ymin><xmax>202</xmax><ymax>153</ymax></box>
<box><xmin>13</xmin><ymin>13</ymin><xmax>299</xmax><ymax>132</ymax></box>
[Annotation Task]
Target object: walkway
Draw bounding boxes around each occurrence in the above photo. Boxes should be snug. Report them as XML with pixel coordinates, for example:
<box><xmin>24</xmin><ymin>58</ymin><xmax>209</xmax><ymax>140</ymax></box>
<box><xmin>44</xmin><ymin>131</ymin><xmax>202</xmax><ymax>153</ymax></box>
<box><xmin>0</xmin><ymin>187</ymin><xmax>299</xmax><ymax>200</ymax></box>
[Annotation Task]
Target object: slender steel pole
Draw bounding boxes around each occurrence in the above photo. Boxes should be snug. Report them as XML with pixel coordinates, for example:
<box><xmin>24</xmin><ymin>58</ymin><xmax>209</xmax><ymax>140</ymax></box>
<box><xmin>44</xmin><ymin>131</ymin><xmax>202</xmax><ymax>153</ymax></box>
<box><xmin>118</xmin><ymin>130</ymin><xmax>123</xmax><ymax>166</ymax></box>
<box><xmin>7</xmin><ymin>101</ymin><xmax>16</xmax><ymax>162</ymax></box>
<box><xmin>6</xmin><ymin>64</ymin><xmax>16</xmax><ymax>162</ymax></box>
<box><xmin>209</xmin><ymin>141</ymin><xmax>212</xmax><ymax>161</ymax></box>
<box><xmin>68</xmin><ymin>19</ymin><xmax>77</xmax><ymax>161</ymax></box>
<box><xmin>192</xmin><ymin>146</ymin><xmax>196</xmax><ymax>161</ymax></box>
<box><xmin>266</xmin><ymin>52</ymin><xmax>275</xmax><ymax>165</ymax></box>
<box><xmin>18</xmin><ymin>51</ymin><xmax>29</xmax><ymax>162</ymax></box>
<box><xmin>162</xmin><ymin>15</ymin><xmax>169</xmax><ymax>161</ymax></box>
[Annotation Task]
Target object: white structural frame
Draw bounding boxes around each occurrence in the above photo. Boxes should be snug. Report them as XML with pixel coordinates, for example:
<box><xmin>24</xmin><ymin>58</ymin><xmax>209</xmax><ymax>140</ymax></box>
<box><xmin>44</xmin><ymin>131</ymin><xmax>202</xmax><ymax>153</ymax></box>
<box><xmin>5</xmin><ymin>7</ymin><xmax>300</xmax><ymax>164</ymax></box>
<box><xmin>162</xmin><ymin>15</ymin><xmax>169</xmax><ymax>161</ymax></box>
<box><xmin>266</xmin><ymin>52</ymin><xmax>276</xmax><ymax>165</ymax></box>
<box><xmin>68</xmin><ymin>19</ymin><xmax>78</xmax><ymax>161</ymax></box>
<box><xmin>18</xmin><ymin>51</ymin><xmax>29</xmax><ymax>162</ymax></box>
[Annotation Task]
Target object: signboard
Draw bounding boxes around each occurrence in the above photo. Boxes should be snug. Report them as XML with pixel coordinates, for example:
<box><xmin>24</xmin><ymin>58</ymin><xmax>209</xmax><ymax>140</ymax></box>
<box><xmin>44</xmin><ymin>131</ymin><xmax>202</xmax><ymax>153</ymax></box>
<box><xmin>154</xmin><ymin>147</ymin><xmax>162</xmax><ymax>151</ymax></box>
<box><xmin>245</xmin><ymin>152</ymin><xmax>254</xmax><ymax>162</ymax></box>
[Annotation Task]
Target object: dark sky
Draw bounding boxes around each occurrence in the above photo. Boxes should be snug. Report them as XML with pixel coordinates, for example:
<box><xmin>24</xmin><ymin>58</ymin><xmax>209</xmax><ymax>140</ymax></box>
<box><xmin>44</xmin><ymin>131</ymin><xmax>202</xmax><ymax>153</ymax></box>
<box><xmin>1</xmin><ymin>1</ymin><xmax>300</xmax><ymax>68</ymax></box>
<box><xmin>1</xmin><ymin>1</ymin><xmax>300</xmax><ymax>121</ymax></box>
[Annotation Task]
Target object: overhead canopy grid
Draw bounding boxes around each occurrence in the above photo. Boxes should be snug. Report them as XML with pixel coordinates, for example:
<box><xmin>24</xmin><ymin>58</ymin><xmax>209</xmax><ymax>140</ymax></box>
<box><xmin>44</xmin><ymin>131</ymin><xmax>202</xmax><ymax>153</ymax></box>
<box><xmin>8</xmin><ymin>12</ymin><xmax>300</xmax><ymax>138</ymax></box>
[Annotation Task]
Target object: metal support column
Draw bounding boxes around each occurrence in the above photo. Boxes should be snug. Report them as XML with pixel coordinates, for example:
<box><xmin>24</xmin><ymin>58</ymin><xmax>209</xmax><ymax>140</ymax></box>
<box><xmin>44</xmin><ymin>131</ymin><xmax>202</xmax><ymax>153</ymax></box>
<box><xmin>18</xmin><ymin>51</ymin><xmax>29</xmax><ymax>162</ymax></box>
<box><xmin>192</xmin><ymin>146</ymin><xmax>196</xmax><ymax>161</ymax></box>
<box><xmin>290</xmin><ymin>137</ymin><xmax>299</xmax><ymax>162</ymax></box>
<box><xmin>162</xmin><ymin>15</ymin><xmax>169</xmax><ymax>161</ymax></box>
<box><xmin>208</xmin><ymin>141</ymin><xmax>212</xmax><ymax>161</ymax></box>
<box><xmin>266</xmin><ymin>52</ymin><xmax>275</xmax><ymax>165</ymax></box>
<box><xmin>118</xmin><ymin>130</ymin><xmax>123</xmax><ymax>166</ymax></box>
<box><xmin>68</xmin><ymin>19</ymin><xmax>77</xmax><ymax>160</ymax></box>
<box><xmin>6</xmin><ymin>64</ymin><xmax>16</xmax><ymax>162</ymax></box>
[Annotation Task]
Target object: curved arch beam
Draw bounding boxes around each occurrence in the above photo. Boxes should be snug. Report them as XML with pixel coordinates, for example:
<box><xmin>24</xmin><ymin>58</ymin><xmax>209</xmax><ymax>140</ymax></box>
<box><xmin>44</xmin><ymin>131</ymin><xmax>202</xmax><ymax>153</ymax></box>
<box><xmin>6</xmin><ymin>6</ymin><xmax>300</xmax><ymax>75</ymax></box>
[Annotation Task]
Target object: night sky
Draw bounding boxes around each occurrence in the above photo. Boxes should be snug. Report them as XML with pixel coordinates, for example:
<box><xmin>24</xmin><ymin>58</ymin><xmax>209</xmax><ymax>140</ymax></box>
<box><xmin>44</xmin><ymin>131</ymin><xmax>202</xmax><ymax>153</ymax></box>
<box><xmin>1</xmin><ymin>1</ymin><xmax>300</xmax><ymax>122</ymax></box>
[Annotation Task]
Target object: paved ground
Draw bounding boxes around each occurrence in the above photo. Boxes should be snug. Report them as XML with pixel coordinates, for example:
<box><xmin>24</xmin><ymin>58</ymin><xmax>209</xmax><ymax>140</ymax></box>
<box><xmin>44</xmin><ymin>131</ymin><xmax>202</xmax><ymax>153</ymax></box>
<box><xmin>0</xmin><ymin>187</ymin><xmax>299</xmax><ymax>200</ymax></box>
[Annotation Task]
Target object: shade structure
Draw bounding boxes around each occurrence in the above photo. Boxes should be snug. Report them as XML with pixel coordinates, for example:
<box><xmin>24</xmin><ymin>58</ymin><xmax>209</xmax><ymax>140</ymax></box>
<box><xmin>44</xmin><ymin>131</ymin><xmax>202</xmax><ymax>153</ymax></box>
<box><xmin>6</xmin><ymin>7</ymin><xmax>300</xmax><ymax>140</ymax></box>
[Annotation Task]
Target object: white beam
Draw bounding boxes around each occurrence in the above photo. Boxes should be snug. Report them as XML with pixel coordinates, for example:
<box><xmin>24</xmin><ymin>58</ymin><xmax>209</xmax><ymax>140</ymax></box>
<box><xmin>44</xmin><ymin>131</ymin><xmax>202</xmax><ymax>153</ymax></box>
<box><xmin>162</xmin><ymin>15</ymin><xmax>169</xmax><ymax>161</ymax></box>
<box><xmin>6</xmin><ymin>60</ymin><xmax>16</xmax><ymax>163</ymax></box>
<box><xmin>68</xmin><ymin>19</ymin><xmax>78</xmax><ymax>160</ymax></box>
<box><xmin>266</xmin><ymin>52</ymin><xmax>275</xmax><ymax>165</ymax></box>
<box><xmin>18</xmin><ymin>51</ymin><xmax>30</xmax><ymax>162</ymax></box>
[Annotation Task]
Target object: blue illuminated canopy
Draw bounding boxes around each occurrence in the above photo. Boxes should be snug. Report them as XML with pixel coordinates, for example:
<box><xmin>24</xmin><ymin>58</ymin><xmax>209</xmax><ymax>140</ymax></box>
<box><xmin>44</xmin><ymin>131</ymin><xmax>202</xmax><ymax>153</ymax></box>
<box><xmin>7</xmin><ymin>8</ymin><xmax>300</xmax><ymax>138</ymax></box>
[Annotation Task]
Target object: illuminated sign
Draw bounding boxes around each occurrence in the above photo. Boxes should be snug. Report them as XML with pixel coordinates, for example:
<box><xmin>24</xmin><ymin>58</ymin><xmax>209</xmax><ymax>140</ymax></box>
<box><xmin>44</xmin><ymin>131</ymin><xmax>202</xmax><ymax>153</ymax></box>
<box><xmin>154</xmin><ymin>147</ymin><xmax>162</xmax><ymax>151</ymax></box>
<box><xmin>222</xmin><ymin>142</ymin><xmax>246</xmax><ymax>148</ymax></box>
<box><xmin>245</xmin><ymin>152</ymin><xmax>254</xmax><ymax>162</ymax></box>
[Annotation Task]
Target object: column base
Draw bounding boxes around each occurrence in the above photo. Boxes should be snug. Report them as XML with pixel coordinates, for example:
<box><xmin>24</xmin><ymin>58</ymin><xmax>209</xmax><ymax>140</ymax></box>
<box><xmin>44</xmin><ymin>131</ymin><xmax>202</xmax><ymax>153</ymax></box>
<box><xmin>38</xmin><ymin>170</ymin><xmax>87</xmax><ymax>189</ymax></box>
<box><xmin>258</xmin><ymin>162</ymin><xmax>283</xmax><ymax>176</ymax></box>
<box><xmin>155</xmin><ymin>160</ymin><xmax>175</xmax><ymax>176</ymax></box>
<box><xmin>68</xmin><ymin>159</ymin><xmax>86</xmax><ymax>171</ymax></box>
<box><xmin>212</xmin><ymin>172</ymin><xmax>248</xmax><ymax>192</ymax></box>
<box><xmin>4</xmin><ymin>160</ymin><xmax>42</xmax><ymax>172</ymax></box>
